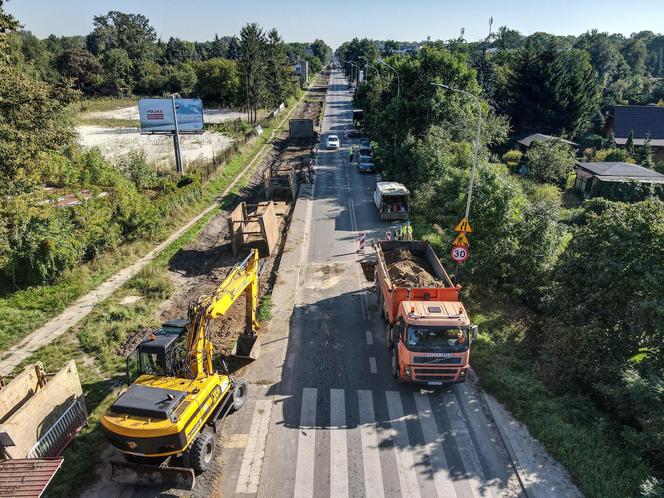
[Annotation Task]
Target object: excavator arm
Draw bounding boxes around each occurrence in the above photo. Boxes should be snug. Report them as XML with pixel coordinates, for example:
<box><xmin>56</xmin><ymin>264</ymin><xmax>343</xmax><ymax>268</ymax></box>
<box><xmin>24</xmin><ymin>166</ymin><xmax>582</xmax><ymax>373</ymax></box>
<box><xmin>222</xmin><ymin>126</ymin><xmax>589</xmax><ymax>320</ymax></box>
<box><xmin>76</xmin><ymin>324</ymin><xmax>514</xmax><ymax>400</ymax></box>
<box><xmin>186</xmin><ymin>249</ymin><xmax>260</xmax><ymax>378</ymax></box>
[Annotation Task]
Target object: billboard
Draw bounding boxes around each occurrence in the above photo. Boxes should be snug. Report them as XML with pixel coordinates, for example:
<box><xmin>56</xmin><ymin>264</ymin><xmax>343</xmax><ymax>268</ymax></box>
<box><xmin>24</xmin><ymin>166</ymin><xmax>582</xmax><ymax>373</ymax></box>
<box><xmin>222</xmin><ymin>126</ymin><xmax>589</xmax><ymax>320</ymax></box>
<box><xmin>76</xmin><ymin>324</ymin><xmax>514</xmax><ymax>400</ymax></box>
<box><xmin>138</xmin><ymin>98</ymin><xmax>204</xmax><ymax>133</ymax></box>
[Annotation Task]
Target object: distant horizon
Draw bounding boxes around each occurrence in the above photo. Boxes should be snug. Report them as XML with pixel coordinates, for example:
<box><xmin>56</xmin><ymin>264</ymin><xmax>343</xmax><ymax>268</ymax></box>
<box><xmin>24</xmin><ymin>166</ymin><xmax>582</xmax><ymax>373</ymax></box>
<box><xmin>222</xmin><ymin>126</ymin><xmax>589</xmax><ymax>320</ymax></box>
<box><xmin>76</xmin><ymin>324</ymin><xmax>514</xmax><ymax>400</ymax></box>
<box><xmin>6</xmin><ymin>0</ymin><xmax>664</xmax><ymax>49</ymax></box>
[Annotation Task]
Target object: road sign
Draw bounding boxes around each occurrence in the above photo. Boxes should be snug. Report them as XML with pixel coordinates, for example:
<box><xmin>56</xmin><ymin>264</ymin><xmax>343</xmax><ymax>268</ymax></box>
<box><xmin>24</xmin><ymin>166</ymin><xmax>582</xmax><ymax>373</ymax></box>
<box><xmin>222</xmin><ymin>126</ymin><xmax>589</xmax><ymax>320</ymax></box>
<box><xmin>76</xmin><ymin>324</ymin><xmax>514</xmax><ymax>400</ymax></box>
<box><xmin>451</xmin><ymin>246</ymin><xmax>470</xmax><ymax>263</ymax></box>
<box><xmin>454</xmin><ymin>217</ymin><xmax>473</xmax><ymax>233</ymax></box>
<box><xmin>453</xmin><ymin>232</ymin><xmax>470</xmax><ymax>247</ymax></box>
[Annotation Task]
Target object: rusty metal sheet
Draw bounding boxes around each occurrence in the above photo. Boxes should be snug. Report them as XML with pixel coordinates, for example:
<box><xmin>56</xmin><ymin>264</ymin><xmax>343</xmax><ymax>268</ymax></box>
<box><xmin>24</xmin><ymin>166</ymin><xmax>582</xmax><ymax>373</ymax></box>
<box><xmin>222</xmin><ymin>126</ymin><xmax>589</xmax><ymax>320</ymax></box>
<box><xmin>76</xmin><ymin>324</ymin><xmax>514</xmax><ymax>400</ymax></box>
<box><xmin>0</xmin><ymin>458</ymin><xmax>63</xmax><ymax>498</ymax></box>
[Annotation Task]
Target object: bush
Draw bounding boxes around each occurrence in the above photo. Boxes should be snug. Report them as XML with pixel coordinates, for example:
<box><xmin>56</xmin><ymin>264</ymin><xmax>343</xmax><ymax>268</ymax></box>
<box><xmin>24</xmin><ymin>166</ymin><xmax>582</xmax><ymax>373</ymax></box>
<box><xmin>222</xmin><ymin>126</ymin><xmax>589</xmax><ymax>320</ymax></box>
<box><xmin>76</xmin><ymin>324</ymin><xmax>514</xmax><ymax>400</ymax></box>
<box><xmin>524</xmin><ymin>139</ymin><xmax>575</xmax><ymax>188</ymax></box>
<box><xmin>502</xmin><ymin>149</ymin><xmax>523</xmax><ymax>169</ymax></box>
<box><xmin>117</xmin><ymin>150</ymin><xmax>158</xmax><ymax>190</ymax></box>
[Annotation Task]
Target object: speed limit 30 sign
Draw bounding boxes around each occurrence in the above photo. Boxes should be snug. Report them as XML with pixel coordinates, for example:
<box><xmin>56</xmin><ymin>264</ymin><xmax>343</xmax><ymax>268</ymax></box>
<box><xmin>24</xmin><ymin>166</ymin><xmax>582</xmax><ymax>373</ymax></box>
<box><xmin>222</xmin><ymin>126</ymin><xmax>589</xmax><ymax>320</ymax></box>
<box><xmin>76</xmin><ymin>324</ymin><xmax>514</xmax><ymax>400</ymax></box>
<box><xmin>451</xmin><ymin>245</ymin><xmax>470</xmax><ymax>263</ymax></box>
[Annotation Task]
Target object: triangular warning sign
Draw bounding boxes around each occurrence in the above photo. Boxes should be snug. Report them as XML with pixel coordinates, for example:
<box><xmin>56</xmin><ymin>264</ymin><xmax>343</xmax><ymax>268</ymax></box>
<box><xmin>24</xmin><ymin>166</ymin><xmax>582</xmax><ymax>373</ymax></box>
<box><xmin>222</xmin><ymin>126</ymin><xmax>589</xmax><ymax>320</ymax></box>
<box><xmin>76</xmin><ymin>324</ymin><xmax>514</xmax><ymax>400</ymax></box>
<box><xmin>454</xmin><ymin>217</ymin><xmax>473</xmax><ymax>233</ymax></box>
<box><xmin>453</xmin><ymin>232</ymin><xmax>470</xmax><ymax>247</ymax></box>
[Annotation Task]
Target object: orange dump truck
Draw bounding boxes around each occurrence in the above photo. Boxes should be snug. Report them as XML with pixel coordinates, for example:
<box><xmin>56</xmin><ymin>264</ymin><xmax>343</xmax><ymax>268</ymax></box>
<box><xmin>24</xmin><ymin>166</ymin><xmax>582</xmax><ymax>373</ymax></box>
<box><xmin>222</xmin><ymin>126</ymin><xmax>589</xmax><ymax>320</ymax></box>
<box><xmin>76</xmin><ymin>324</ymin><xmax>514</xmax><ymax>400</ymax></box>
<box><xmin>374</xmin><ymin>240</ymin><xmax>477</xmax><ymax>385</ymax></box>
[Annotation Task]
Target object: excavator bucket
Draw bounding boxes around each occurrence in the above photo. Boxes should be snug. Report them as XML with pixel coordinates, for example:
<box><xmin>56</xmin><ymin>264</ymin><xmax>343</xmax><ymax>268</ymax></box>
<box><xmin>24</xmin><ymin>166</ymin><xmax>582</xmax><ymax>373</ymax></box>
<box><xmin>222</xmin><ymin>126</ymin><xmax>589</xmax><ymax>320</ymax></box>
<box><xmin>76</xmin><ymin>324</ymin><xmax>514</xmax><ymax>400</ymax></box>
<box><xmin>232</xmin><ymin>334</ymin><xmax>261</xmax><ymax>360</ymax></box>
<box><xmin>110</xmin><ymin>460</ymin><xmax>195</xmax><ymax>490</ymax></box>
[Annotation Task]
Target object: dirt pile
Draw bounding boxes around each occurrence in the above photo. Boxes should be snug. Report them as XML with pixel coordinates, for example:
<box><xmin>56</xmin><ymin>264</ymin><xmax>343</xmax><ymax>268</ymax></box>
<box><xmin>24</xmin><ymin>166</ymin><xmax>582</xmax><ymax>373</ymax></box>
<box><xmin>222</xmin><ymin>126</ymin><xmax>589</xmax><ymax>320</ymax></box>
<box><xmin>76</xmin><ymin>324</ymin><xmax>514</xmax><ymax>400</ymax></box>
<box><xmin>383</xmin><ymin>247</ymin><xmax>442</xmax><ymax>287</ymax></box>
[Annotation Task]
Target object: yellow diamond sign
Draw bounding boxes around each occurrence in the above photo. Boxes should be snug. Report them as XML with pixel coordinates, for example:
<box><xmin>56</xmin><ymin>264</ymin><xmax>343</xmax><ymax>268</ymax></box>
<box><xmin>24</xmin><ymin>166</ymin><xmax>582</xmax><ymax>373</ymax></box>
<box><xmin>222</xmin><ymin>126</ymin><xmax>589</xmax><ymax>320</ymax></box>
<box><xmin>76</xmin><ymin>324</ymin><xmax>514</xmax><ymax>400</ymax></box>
<box><xmin>453</xmin><ymin>232</ymin><xmax>470</xmax><ymax>247</ymax></box>
<box><xmin>454</xmin><ymin>217</ymin><xmax>473</xmax><ymax>233</ymax></box>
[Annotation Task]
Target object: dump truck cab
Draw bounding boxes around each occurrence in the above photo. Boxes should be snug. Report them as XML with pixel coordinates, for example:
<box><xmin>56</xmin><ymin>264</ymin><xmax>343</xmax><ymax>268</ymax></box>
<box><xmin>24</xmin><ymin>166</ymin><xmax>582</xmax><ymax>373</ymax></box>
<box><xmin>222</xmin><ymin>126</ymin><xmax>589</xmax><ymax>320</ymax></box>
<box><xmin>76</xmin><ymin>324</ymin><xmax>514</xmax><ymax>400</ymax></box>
<box><xmin>388</xmin><ymin>300</ymin><xmax>477</xmax><ymax>385</ymax></box>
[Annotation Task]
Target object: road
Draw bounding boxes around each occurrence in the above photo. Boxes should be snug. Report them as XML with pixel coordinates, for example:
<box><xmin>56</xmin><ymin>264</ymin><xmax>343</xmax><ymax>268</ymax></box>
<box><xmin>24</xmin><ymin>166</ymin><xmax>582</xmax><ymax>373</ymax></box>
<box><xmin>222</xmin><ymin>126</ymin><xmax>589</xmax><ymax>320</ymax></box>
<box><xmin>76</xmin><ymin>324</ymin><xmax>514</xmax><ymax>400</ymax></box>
<box><xmin>218</xmin><ymin>69</ymin><xmax>523</xmax><ymax>498</ymax></box>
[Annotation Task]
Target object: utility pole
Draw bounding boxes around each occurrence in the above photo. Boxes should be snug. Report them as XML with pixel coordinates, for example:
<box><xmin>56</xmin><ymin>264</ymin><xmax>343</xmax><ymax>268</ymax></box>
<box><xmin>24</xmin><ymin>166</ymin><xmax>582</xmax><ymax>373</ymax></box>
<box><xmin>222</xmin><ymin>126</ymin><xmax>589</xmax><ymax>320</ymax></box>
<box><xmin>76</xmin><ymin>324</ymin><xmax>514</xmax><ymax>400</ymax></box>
<box><xmin>430</xmin><ymin>83</ymin><xmax>482</xmax><ymax>284</ymax></box>
<box><xmin>171</xmin><ymin>93</ymin><xmax>183</xmax><ymax>176</ymax></box>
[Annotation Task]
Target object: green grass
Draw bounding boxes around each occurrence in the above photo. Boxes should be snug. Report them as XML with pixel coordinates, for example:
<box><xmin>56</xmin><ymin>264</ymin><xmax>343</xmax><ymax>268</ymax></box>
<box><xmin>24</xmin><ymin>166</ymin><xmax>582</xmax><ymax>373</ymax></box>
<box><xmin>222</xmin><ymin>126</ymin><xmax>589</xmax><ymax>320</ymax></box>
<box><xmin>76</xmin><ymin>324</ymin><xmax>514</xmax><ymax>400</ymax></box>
<box><xmin>0</xmin><ymin>93</ymin><xmax>303</xmax><ymax>353</ymax></box>
<box><xmin>73</xmin><ymin>97</ymin><xmax>138</xmax><ymax>114</ymax></box>
<box><xmin>257</xmin><ymin>294</ymin><xmax>273</xmax><ymax>322</ymax></box>
<box><xmin>466</xmin><ymin>286</ymin><xmax>653</xmax><ymax>498</ymax></box>
<box><xmin>76</xmin><ymin>118</ymin><xmax>139</xmax><ymax>128</ymax></box>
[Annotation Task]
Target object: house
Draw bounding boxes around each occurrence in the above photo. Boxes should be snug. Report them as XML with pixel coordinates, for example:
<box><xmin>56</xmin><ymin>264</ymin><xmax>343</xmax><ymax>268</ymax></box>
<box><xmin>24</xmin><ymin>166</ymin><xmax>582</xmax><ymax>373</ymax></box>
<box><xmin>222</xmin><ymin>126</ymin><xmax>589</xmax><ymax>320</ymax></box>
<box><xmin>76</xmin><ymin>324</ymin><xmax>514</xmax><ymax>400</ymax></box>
<box><xmin>574</xmin><ymin>161</ymin><xmax>664</xmax><ymax>201</ymax></box>
<box><xmin>515</xmin><ymin>133</ymin><xmax>578</xmax><ymax>152</ymax></box>
<box><xmin>613</xmin><ymin>105</ymin><xmax>664</xmax><ymax>162</ymax></box>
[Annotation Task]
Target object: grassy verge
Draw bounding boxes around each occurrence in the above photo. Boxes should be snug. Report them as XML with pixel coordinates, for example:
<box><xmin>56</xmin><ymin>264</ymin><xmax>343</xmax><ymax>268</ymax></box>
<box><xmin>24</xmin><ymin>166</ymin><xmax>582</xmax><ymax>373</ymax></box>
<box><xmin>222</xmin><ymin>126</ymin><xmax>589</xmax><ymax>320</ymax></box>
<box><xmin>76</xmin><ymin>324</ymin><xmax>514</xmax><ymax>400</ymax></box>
<box><xmin>414</xmin><ymin>221</ymin><xmax>651</xmax><ymax>497</ymax></box>
<box><xmin>73</xmin><ymin>97</ymin><xmax>138</xmax><ymax>114</ymax></box>
<box><xmin>257</xmin><ymin>294</ymin><xmax>273</xmax><ymax>322</ymax></box>
<box><xmin>0</xmin><ymin>96</ymin><xmax>300</xmax><ymax>351</ymax></box>
<box><xmin>76</xmin><ymin>118</ymin><xmax>139</xmax><ymax>128</ymax></box>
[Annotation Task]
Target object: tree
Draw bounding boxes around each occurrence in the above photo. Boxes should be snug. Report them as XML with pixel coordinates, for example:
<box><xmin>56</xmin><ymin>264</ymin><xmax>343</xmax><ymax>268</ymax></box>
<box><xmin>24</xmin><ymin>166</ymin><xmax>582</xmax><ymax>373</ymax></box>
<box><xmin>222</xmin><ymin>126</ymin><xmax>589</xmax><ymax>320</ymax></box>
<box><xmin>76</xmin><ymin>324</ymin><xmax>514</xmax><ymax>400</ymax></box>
<box><xmin>509</xmin><ymin>42</ymin><xmax>598</xmax><ymax>136</ymax></box>
<box><xmin>263</xmin><ymin>29</ymin><xmax>292</xmax><ymax>109</ymax></box>
<box><xmin>166</xmin><ymin>63</ymin><xmax>196</xmax><ymax>95</ymax></box>
<box><xmin>381</xmin><ymin>40</ymin><xmax>400</xmax><ymax>56</ymax></box>
<box><xmin>102</xmin><ymin>48</ymin><xmax>133</xmax><ymax>92</ymax></box>
<box><xmin>56</xmin><ymin>48</ymin><xmax>102</xmax><ymax>90</ymax></box>
<box><xmin>0</xmin><ymin>66</ymin><xmax>78</xmax><ymax>194</ymax></box>
<box><xmin>310</xmin><ymin>38</ymin><xmax>332</xmax><ymax>66</ymax></box>
<box><xmin>239</xmin><ymin>23</ymin><xmax>265</xmax><ymax>123</ymax></box>
<box><xmin>636</xmin><ymin>134</ymin><xmax>655</xmax><ymax>169</ymax></box>
<box><xmin>86</xmin><ymin>11</ymin><xmax>156</xmax><ymax>62</ymax></box>
<box><xmin>163</xmin><ymin>37</ymin><xmax>195</xmax><ymax>65</ymax></box>
<box><xmin>524</xmin><ymin>139</ymin><xmax>575</xmax><ymax>188</ymax></box>
<box><xmin>226</xmin><ymin>35</ymin><xmax>241</xmax><ymax>60</ymax></box>
<box><xmin>193</xmin><ymin>58</ymin><xmax>240</xmax><ymax>107</ymax></box>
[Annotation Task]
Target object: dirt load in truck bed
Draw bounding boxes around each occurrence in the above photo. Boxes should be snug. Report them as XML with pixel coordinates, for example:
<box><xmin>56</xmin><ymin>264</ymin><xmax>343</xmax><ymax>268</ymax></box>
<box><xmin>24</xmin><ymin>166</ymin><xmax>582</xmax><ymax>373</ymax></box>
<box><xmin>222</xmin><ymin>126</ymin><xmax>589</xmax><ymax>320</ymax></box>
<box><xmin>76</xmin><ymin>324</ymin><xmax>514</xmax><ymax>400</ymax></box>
<box><xmin>383</xmin><ymin>246</ymin><xmax>442</xmax><ymax>287</ymax></box>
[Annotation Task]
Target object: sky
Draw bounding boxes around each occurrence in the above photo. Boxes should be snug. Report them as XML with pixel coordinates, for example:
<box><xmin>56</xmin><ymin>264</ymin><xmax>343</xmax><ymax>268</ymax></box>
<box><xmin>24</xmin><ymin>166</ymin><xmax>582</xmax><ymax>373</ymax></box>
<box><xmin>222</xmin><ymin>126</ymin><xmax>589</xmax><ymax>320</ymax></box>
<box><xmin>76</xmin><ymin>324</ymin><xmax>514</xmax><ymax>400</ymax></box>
<box><xmin>6</xmin><ymin>0</ymin><xmax>664</xmax><ymax>49</ymax></box>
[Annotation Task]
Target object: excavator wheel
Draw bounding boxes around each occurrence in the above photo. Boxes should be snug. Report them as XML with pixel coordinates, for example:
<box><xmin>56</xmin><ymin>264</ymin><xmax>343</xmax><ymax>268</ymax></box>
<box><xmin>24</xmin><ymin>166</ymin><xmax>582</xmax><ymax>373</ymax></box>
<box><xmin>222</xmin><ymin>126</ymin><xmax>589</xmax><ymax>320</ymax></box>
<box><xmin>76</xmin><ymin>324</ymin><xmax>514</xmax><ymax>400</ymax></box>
<box><xmin>231</xmin><ymin>379</ymin><xmax>248</xmax><ymax>411</ymax></box>
<box><xmin>190</xmin><ymin>430</ymin><xmax>216</xmax><ymax>473</ymax></box>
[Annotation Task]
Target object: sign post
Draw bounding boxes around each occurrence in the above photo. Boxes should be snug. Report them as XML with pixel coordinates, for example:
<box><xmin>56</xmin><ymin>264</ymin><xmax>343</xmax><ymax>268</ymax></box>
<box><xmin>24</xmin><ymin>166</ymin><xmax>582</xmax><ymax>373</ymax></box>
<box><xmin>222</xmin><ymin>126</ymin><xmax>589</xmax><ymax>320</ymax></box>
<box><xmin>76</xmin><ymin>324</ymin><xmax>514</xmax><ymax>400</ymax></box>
<box><xmin>452</xmin><ymin>217</ymin><xmax>473</xmax><ymax>285</ymax></box>
<box><xmin>171</xmin><ymin>94</ymin><xmax>183</xmax><ymax>176</ymax></box>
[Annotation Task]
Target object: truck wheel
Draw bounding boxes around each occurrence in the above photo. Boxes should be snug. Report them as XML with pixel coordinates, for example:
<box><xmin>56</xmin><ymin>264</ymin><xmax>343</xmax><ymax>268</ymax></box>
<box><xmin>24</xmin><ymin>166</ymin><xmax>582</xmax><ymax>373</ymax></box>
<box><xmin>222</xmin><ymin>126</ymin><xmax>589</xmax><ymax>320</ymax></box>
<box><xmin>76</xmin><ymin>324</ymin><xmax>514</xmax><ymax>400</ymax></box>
<box><xmin>231</xmin><ymin>379</ymin><xmax>248</xmax><ymax>411</ymax></box>
<box><xmin>386</xmin><ymin>324</ymin><xmax>393</xmax><ymax>350</ymax></box>
<box><xmin>190</xmin><ymin>430</ymin><xmax>216</xmax><ymax>473</ymax></box>
<box><xmin>391</xmin><ymin>350</ymin><xmax>402</xmax><ymax>383</ymax></box>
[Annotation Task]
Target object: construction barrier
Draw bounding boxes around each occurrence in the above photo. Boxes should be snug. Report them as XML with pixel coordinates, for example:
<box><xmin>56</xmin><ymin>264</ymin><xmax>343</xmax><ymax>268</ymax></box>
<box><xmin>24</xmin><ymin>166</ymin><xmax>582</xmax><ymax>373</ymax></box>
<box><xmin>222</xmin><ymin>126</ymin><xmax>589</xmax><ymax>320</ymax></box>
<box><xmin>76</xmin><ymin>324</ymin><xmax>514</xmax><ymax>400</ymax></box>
<box><xmin>359</xmin><ymin>232</ymin><xmax>366</xmax><ymax>253</ymax></box>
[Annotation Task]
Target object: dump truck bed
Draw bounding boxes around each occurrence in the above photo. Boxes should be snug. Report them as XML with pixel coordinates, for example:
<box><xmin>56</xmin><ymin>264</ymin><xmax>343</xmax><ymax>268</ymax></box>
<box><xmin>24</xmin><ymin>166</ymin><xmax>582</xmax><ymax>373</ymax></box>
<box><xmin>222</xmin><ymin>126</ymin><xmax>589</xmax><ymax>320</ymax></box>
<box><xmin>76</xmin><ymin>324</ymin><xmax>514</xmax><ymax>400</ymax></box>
<box><xmin>374</xmin><ymin>240</ymin><xmax>459</xmax><ymax>323</ymax></box>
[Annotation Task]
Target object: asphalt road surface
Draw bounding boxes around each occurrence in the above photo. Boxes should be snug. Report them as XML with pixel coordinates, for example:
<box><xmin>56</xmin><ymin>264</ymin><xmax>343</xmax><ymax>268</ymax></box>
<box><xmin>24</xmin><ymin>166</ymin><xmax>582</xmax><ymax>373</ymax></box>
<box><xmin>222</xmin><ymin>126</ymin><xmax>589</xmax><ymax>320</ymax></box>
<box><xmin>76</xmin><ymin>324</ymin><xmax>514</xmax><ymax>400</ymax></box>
<box><xmin>216</xmin><ymin>69</ymin><xmax>522</xmax><ymax>498</ymax></box>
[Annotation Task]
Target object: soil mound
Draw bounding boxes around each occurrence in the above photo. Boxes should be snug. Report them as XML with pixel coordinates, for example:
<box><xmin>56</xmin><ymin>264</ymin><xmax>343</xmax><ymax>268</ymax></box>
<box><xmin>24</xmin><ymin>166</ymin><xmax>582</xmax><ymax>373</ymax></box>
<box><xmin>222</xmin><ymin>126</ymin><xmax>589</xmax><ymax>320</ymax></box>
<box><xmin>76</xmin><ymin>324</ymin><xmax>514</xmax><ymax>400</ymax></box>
<box><xmin>383</xmin><ymin>247</ymin><xmax>442</xmax><ymax>287</ymax></box>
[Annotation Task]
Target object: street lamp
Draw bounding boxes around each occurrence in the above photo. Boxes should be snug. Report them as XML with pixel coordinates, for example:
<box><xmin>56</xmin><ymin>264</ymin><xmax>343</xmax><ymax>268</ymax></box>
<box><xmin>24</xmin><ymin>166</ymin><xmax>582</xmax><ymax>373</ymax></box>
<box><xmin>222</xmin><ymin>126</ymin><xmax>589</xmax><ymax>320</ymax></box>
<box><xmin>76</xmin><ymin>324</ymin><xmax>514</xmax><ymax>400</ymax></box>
<box><xmin>349</xmin><ymin>61</ymin><xmax>360</xmax><ymax>85</ymax></box>
<box><xmin>430</xmin><ymin>83</ymin><xmax>482</xmax><ymax>221</ymax></box>
<box><xmin>377</xmin><ymin>59</ymin><xmax>401</xmax><ymax>153</ymax></box>
<box><xmin>377</xmin><ymin>59</ymin><xmax>400</xmax><ymax>98</ymax></box>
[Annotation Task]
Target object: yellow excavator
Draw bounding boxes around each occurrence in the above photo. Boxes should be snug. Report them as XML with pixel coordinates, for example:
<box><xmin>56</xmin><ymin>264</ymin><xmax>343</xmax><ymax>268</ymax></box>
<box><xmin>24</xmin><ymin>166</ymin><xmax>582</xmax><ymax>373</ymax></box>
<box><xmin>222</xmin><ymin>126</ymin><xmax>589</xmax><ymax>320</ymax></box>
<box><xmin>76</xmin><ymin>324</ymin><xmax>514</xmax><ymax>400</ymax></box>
<box><xmin>100</xmin><ymin>249</ymin><xmax>261</xmax><ymax>489</ymax></box>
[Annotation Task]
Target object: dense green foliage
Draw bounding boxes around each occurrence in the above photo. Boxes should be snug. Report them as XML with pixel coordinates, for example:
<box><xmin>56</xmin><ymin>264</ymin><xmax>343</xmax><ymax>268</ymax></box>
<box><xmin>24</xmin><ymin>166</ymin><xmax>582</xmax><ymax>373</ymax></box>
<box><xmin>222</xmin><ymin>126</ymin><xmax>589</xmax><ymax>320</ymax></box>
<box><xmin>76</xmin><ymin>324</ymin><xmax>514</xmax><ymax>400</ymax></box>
<box><xmin>353</xmin><ymin>39</ymin><xmax>664</xmax><ymax>495</ymax></box>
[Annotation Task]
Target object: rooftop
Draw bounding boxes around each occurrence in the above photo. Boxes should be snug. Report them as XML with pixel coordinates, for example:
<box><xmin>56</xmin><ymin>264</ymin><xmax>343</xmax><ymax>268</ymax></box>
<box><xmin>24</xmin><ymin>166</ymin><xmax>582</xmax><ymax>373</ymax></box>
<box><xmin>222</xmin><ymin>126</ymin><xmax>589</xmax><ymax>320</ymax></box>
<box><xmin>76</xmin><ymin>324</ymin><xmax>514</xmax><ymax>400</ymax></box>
<box><xmin>576</xmin><ymin>161</ymin><xmax>664</xmax><ymax>183</ymax></box>
<box><xmin>517</xmin><ymin>133</ymin><xmax>578</xmax><ymax>148</ymax></box>
<box><xmin>376</xmin><ymin>182</ymin><xmax>409</xmax><ymax>195</ymax></box>
<box><xmin>614</xmin><ymin>105</ymin><xmax>664</xmax><ymax>140</ymax></box>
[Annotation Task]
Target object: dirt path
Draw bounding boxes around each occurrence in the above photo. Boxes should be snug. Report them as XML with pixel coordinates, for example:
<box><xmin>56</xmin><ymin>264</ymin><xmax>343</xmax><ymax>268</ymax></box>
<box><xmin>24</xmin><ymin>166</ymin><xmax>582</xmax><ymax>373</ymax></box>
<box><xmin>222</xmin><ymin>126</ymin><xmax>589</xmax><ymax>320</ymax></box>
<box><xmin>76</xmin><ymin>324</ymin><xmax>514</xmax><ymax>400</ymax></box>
<box><xmin>0</xmin><ymin>92</ymin><xmax>307</xmax><ymax>378</ymax></box>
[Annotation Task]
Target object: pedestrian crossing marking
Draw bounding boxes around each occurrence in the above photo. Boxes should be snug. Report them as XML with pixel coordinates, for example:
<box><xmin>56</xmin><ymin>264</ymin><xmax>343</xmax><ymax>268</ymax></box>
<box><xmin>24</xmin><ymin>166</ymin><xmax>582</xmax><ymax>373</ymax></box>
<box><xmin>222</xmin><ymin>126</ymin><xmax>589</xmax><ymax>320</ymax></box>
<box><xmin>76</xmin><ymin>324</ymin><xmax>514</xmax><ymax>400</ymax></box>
<box><xmin>294</xmin><ymin>387</ymin><xmax>318</xmax><ymax>498</ymax></box>
<box><xmin>358</xmin><ymin>390</ymin><xmax>385</xmax><ymax>498</ymax></box>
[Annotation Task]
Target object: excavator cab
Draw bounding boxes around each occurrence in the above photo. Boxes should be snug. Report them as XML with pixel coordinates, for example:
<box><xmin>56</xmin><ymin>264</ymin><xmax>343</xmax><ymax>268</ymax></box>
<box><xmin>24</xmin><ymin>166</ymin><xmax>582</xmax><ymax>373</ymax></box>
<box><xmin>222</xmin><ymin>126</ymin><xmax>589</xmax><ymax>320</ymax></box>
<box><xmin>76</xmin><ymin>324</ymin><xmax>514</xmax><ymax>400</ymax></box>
<box><xmin>126</xmin><ymin>320</ymin><xmax>189</xmax><ymax>384</ymax></box>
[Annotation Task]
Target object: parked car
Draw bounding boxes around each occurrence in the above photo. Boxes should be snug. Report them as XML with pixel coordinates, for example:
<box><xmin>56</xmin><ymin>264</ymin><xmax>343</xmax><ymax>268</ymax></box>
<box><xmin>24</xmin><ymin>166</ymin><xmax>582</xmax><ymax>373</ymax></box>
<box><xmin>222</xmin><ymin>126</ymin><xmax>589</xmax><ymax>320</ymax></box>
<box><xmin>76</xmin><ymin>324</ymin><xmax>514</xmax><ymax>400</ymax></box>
<box><xmin>359</xmin><ymin>146</ymin><xmax>372</xmax><ymax>157</ymax></box>
<box><xmin>326</xmin><ymin>135</ymin><xmax>340</xmax><ymax>149</ymax></box>
<box><xmin>357</xmin><ymin>155</ymin><xmax>376</xmax><ymax>173</ymax></box>
<box><xmin>347</xmin><ymin>129</ymin><xmax>362</xmax><ymax>138</ymax></box>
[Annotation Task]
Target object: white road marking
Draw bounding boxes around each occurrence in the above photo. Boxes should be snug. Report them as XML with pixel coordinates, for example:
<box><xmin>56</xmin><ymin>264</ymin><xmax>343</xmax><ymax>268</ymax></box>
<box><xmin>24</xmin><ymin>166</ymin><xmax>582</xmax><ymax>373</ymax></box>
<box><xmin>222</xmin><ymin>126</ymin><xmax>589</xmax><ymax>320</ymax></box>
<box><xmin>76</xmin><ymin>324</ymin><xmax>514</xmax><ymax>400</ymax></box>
<box><xmin>385</xmin><ymin>391</ymin><xmax>422</xmax><ymax>498</ymax></box>
<box><xmin>330</xmin><ymin>389</ymin><xmax>349</xmax><ymax>498</ymax></box>
<box><xmin>294</xmin><ymin>388</ymin><xmax>318</xmax><ymax>498</ymax></box>
<box><xmin>358</xmin><ymin>390</ymin><xmax>385</xmax><ymax>498</ymax></box>
<box><xmin>235</xmin><ymin>399</ymin><xmax>273</xmax><ymax>494</ymax></box>
<box><xmin>414</xmin><ymin>393</ymin><xmax>459</xmax><ymax>498</ymax></box>
<box><xmin>366</xmin><ymin>330</ymin><xmax>374</xmax><ymax>345</ymax></box>
<box><xmin>442</xmin><ymin>391</ymin><xmax>487</xmax><ymax>498</ymax></box>
<box><xmin>369</xmin><ymin>357</ymin><xmax>377</xmax><ymax>374</ymax></box>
